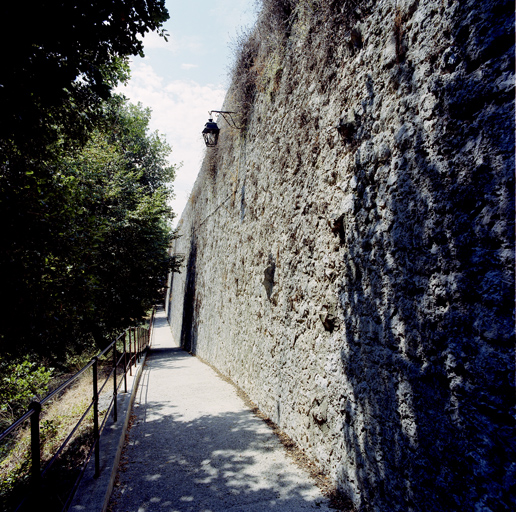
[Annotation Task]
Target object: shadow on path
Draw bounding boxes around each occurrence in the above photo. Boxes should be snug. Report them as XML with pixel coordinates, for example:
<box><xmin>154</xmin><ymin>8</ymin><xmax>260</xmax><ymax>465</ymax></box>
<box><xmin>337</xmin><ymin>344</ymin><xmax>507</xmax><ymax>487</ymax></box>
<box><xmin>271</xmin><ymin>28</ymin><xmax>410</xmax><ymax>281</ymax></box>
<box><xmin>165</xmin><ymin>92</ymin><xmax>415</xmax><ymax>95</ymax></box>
<box><xmin>108</xmin><ymin>312</ymin><xmax>329</xmax><ymax>512</ymax></box>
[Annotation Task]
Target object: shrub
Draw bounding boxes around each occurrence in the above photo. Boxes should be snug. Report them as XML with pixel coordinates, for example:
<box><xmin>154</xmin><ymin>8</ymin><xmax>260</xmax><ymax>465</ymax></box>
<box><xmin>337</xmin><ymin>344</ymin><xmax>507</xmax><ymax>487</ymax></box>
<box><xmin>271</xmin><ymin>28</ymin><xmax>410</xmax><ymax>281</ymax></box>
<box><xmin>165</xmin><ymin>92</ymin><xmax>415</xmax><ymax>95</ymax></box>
<box><xmin>226</xmin><ymin>0</ymin><xmax>368</xmax><ymax>129</ymax></box>
<box><xmin>0</xmin><ymin>358</ymin><xmax>53</xmax><ymax>430</ymax></box>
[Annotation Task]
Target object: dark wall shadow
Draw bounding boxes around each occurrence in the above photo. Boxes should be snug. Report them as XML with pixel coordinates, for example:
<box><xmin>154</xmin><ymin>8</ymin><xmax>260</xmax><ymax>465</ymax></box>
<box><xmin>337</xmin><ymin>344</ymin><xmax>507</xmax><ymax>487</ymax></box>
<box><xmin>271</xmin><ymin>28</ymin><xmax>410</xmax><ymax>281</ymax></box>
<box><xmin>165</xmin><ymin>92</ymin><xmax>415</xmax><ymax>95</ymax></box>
<box><xmin>180</xmin><ymin>234</ymin><xmax>198</xmax><ymax>353</ymax></box>
<box><xmin>335</xmin><ymin>2</ymin><xmax>515</xmax><ymax>511</ymax></box>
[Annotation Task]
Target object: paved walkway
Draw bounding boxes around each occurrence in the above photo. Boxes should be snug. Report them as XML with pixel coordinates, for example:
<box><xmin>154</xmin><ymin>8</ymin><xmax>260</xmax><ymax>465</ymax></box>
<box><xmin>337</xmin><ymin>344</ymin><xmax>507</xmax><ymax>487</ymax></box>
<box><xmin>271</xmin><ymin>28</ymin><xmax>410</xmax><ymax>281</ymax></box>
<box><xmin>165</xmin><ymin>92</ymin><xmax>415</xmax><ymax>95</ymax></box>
<box><xmin>108</xmin><ymin>308</ymin><xmax>331</xmax><ymax>512</ymax></box>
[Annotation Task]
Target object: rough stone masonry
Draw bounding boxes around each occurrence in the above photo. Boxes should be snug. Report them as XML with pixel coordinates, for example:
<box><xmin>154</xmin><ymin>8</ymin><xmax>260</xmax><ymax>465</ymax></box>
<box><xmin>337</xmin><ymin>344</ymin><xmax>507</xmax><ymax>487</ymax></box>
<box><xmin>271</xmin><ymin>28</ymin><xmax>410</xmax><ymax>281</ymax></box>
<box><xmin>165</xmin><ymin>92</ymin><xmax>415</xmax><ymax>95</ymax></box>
<box><xmin>166</xmin><ymin>1</ymin><xmax>515</xmax><ymax>511</ymax></box>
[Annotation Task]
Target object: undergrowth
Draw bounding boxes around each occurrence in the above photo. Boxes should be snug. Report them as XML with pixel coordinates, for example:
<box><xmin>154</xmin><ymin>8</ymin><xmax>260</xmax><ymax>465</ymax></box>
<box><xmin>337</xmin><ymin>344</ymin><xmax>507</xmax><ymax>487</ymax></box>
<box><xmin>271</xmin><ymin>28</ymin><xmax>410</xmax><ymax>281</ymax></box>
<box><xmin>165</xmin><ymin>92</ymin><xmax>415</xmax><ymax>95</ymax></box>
<box><xmin>0</xmin><ymin>358</ymin><xmax>112</xmax><ymax>511</ymax></box>
<box><xmin>0</xmin><ymin>358</ymin><xmax>53</xmax><ymax>432</ymax></box>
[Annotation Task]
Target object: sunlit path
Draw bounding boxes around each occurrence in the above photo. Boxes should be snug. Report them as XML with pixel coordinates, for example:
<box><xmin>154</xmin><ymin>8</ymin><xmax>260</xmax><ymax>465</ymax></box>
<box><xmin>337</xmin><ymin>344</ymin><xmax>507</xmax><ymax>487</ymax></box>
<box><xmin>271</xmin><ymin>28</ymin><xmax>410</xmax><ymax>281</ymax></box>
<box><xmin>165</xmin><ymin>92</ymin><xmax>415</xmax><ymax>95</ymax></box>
<box><xmin>108</xmin><ymin>308</ymin><xmax>330</xmax><ymax>512</ymax></box>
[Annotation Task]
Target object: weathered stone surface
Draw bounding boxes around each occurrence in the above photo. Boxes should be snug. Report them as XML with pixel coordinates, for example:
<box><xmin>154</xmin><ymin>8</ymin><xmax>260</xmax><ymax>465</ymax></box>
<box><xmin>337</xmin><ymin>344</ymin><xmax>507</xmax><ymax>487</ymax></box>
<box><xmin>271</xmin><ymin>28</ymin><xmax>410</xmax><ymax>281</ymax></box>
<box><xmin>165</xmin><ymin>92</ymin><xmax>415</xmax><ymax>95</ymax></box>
<box><xmin>167</xmin><ymin>1</ymin><xmax>515</xmax><ymax>511</ymax></box>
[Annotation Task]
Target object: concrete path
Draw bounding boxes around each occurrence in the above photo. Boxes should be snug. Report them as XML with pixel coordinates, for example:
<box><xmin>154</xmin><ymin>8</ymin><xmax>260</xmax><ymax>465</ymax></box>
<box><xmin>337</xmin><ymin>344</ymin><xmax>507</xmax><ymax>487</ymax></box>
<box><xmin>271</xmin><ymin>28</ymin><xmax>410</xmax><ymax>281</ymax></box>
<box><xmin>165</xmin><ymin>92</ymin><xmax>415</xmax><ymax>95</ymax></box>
<box><xmin>108</xmin><ymin>308</ymin><xmax>331</xmax><ymax>512</ymax></box>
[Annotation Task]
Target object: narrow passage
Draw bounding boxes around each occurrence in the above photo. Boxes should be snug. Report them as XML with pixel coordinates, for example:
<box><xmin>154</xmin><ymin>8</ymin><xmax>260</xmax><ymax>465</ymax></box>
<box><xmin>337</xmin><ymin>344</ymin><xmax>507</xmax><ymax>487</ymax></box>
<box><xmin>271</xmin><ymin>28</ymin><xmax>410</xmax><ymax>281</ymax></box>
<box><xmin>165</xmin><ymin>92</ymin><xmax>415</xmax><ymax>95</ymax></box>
<box><xmin>108</xmin><ymin>308</ymin><xmax>331</xmax><ymax>512</ymax></box>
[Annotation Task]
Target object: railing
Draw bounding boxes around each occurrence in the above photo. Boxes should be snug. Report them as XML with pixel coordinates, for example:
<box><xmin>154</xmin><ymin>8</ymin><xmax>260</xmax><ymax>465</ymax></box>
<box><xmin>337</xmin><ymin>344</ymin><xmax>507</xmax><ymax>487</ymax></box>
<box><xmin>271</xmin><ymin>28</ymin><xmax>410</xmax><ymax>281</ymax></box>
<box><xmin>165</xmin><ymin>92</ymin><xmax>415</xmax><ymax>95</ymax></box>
<box><xmin>0</xmin><ymin>309</ymin><xmax>155</xmax><ymax>512</ymax></box>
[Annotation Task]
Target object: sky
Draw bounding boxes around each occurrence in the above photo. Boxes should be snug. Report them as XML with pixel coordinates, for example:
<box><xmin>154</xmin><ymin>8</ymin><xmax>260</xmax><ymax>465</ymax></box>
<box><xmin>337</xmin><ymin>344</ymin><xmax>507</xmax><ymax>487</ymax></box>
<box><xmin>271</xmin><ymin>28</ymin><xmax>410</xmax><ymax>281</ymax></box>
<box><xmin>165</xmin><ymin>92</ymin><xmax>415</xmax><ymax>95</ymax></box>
<box><xmin>116</xmin><ymin>0</ymin><xmax>258</xmax><ymax>224</ymax></box>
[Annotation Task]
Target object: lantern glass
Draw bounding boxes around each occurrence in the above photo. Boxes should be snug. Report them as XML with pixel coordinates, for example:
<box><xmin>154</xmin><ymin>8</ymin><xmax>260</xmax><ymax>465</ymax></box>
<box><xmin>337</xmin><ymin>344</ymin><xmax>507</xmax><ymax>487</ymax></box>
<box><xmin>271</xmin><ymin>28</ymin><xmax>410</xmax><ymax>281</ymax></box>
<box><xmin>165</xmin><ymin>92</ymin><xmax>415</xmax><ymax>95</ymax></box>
<box><xmin>202</xmin><ymin>119</ymin><xmax>220</xmax><ymax>147</ymax></box>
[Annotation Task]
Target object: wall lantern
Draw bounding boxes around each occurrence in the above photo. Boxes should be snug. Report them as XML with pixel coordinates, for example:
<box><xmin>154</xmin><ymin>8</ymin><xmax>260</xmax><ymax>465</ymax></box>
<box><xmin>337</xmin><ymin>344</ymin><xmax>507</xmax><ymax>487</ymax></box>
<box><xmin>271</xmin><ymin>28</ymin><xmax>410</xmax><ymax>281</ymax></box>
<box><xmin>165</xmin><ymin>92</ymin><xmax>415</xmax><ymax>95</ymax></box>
<box><xmin>202</xmin><ymin>118</ymin><xmax>220</xmax><ymax>147</ymax></box>
<box><xmin>202</xmin><ymin>110</ymin><xmax>241</xmax><ymax>147</ymax></box>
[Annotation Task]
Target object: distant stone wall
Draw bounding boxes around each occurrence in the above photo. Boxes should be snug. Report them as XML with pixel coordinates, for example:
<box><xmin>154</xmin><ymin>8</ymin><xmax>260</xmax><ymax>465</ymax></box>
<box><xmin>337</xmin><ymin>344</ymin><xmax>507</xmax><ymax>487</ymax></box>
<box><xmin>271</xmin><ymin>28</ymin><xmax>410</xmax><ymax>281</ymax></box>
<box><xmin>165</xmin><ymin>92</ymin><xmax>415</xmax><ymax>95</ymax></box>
<box><xmin>167</xmin><ymin>1</ymin><xmax>515</xmax><ymax>510</ymax></box>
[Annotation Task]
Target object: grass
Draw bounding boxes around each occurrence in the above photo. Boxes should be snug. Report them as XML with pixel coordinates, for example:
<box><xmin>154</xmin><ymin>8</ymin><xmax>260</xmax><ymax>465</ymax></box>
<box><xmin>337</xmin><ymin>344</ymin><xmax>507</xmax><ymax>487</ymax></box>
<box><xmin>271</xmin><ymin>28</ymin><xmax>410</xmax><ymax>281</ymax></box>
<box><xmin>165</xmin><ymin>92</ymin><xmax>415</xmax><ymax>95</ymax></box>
<box><xmin>0</xmin><ymin>360</ymin><xmax>113</xmax><ymax>511</ymax></box>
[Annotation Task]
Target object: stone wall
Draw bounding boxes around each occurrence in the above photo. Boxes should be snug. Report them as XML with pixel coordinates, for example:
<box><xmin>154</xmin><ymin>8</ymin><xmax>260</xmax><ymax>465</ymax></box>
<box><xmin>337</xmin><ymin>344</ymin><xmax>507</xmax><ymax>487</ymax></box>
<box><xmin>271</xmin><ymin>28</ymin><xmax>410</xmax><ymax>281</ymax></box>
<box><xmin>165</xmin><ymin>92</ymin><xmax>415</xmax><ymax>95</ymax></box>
<box><xmin>166</xmin><ymin>1</ymin><xmax>515</xmax><ymax>510</ymax></box>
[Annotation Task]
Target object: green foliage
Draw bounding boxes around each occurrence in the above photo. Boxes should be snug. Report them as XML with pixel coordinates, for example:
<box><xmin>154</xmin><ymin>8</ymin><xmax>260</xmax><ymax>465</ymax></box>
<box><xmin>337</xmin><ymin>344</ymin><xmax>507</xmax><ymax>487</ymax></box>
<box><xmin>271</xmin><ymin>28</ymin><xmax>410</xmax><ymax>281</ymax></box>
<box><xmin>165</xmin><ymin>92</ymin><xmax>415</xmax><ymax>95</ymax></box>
<box><xmin>0</xmin><ymin>4</ymin><xmax>176</xmax><ymax>508</ymax></box>
<box><xmin>0</xmin><ymin>370</ymin><xmax>100</xmax><ymax>511</ymax></box>
<box><xmin>0</xmin><ymin>450</ymin><xmax>31</xmax><ymax>511</ymax></box>
<box><xmin>0</xmin><ymin>1</ymin><xmax>169</xmax><ymax>155</ymax></box>
<box><xmin>0</xmin><ymin>96</ymin><xmax>180</xmax><ymax>358</ymax></box>
<box><xmin>0</xmin><ymin>358</ymin><xmax>53</xmax><ymax>429</ymax></box>
<box><xmin>0</xmin><ymin>2</ymin><xmax>178</xmax><ymax>362</ymax></box>
<box><xmin>58</xmin><ymin>96</ymin><xmax>180</xmax><ymax>345</ymax></box>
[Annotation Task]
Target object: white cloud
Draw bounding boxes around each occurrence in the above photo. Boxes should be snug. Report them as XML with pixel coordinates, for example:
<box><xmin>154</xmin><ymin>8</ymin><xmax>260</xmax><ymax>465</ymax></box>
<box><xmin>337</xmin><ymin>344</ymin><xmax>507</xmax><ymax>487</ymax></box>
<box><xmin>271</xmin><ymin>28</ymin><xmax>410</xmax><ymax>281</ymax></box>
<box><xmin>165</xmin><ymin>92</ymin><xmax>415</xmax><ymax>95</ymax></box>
<box><xmin>210</xmin><ymin>0</ymin><xmax>257</xmax><ymax>34</ymax></box>
<box><xmin>139</xmin><ymin>31</ymin><xmax>179</xmax><ymax>52</ymax></box>
<box><xmin>139</xmin><ymin>30</ymin><xmax>203</xmax><ymax>55</ymax></box>
<box><xmin>116</xmin><ymin>62</ymin><xmax>226</xmax><ymax>222</ymax></box>
<box><xmin>114</xmin><ymin>1</ymin><xmax>257</xmax><ymax>224</ymax></box>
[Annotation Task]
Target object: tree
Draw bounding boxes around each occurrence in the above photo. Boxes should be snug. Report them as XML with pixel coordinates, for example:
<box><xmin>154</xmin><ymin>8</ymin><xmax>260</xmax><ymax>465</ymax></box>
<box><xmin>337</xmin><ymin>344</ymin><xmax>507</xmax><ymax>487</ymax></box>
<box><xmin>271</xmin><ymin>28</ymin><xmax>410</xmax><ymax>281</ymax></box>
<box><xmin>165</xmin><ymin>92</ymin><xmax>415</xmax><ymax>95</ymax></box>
<box><xmin>0</xmin><ymin>1</ymin><xmax>169</xmax><ymax>154</ymax></box>
<box><xmin>1</xmin><ymin>96</ymin><xmax>180</xmax><ymax>359</ymax></box>
<box><xmin>0</xmin><ymin>2</ymin><xmax>177</xmax><ymax>361</ymax></box>
<box><xmin>64</xmin><ymin>97</ymin><xmax>181</xmax><ymax>347</ymax></box>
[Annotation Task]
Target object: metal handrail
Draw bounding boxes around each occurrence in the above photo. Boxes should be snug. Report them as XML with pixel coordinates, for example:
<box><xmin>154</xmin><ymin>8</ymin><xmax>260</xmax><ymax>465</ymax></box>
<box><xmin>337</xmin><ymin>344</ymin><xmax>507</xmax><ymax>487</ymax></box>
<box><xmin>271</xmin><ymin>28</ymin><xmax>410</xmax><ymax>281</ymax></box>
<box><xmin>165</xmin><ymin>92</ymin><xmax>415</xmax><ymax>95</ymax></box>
<box><xmin>40</xmin><ymin>359</ymin><xmax>96</xmax><ymax>407</ymax></box>
<box><xmin>0</xmin><ymin>409</ymin><xmax>35</xmax><ymax>443</ymax></box>
<box><xmin>0</xmin><ymin>308</ymin><xmax>156</xmax><ymax>512</ymax></box>
<box><xmin>41</xmin><ymin>400</ymin><xmax>95</xmax><ymax>477</ymax></box>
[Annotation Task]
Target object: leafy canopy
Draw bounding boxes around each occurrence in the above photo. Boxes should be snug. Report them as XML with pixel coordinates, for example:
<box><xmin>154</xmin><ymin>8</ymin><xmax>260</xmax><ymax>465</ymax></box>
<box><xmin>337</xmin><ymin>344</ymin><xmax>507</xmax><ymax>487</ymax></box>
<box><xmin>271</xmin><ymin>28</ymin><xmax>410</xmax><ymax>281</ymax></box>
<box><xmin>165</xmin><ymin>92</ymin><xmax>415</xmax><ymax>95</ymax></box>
<box><xmin>0</xmin><ymin>1</ymin><xmax>179</xmax><ymax>363</ymax></box>
<box><xmin>0</xmin><ymin>96</ymin><xmax>181</xmax><ymax>360</ymax></box>
<box><xmin>0</xmin><ymin>358</ymin><xmax>53</xmax><ymax>431</ymax></box>
<box><xmin>0</xmin><ymin>0</ymin><xmax>169</xmax><ymax>153</ymax></box>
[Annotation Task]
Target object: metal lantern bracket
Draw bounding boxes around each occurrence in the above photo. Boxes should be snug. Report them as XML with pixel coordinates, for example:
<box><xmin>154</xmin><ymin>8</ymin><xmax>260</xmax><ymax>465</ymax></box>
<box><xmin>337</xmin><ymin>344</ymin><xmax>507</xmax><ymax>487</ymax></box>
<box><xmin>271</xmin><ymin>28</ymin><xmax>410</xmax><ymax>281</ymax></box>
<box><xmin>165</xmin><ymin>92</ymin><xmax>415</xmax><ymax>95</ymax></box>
<box><xmin>209</xmin><ymin>110</ymin><xmax>244</xmax><ymax>130</ymax></box>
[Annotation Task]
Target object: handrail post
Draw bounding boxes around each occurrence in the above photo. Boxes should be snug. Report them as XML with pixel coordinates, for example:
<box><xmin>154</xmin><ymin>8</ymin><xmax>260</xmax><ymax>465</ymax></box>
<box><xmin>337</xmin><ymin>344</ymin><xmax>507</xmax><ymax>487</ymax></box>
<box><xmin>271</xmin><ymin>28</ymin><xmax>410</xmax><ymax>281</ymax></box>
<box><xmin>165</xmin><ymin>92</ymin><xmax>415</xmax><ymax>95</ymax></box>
<box><xmin>30</xmin><ymin>401</ymin><xmax>42</xmax><ymax>490</ymax></box>
<box><xmin>123</xmin><ymin>334</ymin><xmax>128</xmax><ymax>393</ymax></box>
<box><xmin>149</xmin><ymin>309</ymin><xmax>153</xmax><ymax>348</ymax></box>
<box><xmin>137</xmin><ymin>328</ymin><xmax>140</xmax><ymax>364</ymax></box>
<box><xmin>129</xmin><ymin>329</ymin><xmax>133</xmax><ymax>376</ymax></box>
<box><xmin>132</xmin><ymin>328</ymin><xmax>136</xmax><ymax>370</ymax></box>
<box><xmin>132</xmin><ymin>327</ymin><xmax>135</xmax><ymax>369</ymax></box>
<box><xmin>92</xmin><ymin>357</ymin><xmax>100</xmax><ymax>478</ymax></box>
<box><xmin>138</xmin><ymin>327</ymin><xmax>141</xmax><ymax>359</ymax></box>
<box><xmin>113</xmin><ymin>344</ymin><xmax>118</xmax><ymax>423</ymax></box>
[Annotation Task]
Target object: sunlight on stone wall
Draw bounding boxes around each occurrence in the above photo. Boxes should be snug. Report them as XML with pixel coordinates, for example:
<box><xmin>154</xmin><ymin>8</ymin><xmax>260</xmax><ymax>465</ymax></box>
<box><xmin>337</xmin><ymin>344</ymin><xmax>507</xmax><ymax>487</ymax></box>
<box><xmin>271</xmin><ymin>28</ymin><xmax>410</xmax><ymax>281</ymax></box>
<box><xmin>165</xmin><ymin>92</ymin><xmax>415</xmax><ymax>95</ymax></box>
<box><xmin>167</xmin><ymin>1</ymin><xmax>515</xmax><ymax>510</ymax></box>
